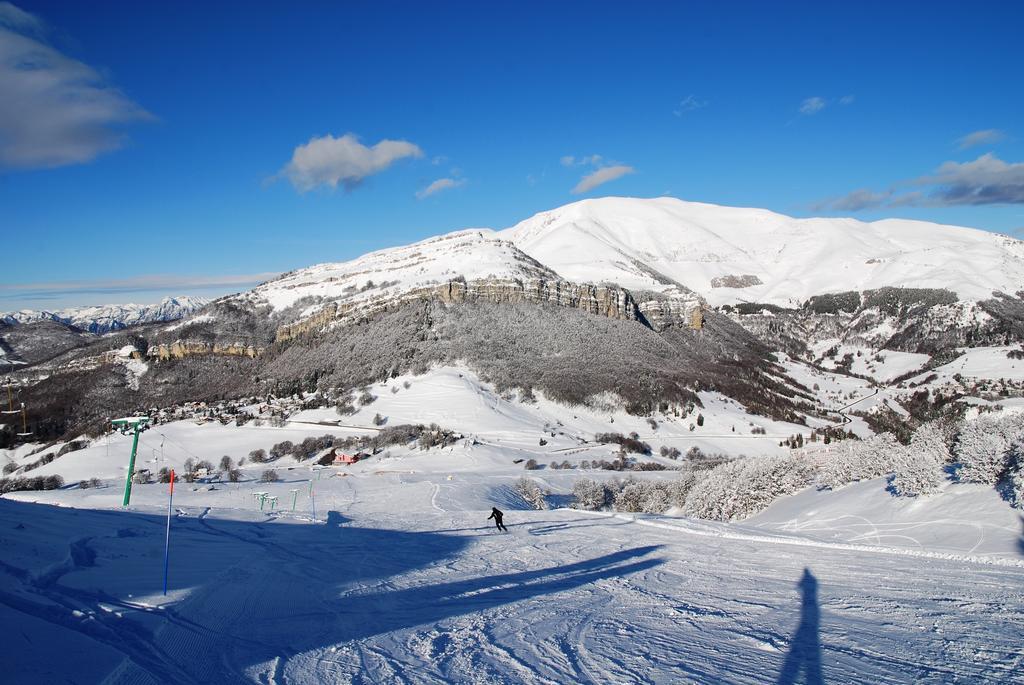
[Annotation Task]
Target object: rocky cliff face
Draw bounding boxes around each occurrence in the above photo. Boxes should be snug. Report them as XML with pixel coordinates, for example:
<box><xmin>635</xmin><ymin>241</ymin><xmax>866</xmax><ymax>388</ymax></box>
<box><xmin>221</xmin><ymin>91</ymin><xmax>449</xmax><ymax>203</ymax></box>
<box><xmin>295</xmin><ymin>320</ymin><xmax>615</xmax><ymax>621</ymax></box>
<box><xmin>274</xmin><ymin>277</ymin><xmax>704</xmax><ymax>343</ymax></box>
<box><xmin>147</xmin><ymin>341</ymin><xmax>261</xmax><ymax>360</ymax></box>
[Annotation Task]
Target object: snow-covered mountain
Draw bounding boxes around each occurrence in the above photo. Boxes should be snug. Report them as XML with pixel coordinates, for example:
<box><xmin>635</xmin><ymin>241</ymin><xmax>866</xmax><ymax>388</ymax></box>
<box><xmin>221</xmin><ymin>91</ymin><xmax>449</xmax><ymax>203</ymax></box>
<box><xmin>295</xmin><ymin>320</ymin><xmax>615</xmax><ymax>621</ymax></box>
<box><xmin>238</xmin><ymin>197</ymin><xmax>1024</xmax><ymax>323</ymax></box>
<box><xmin>501</xmin><ymin>197</ymin><xmax>1024</xmax><ymax>307</ymax></box>
<box><xmin>239</xmin><ymin>230</ymin><xmax>555</xmax><ymax>313</ymax></box>
<box><xmin>2</xmin><ymin>296</ymin><xmax>210</xmax><ymax>334</ymax></box>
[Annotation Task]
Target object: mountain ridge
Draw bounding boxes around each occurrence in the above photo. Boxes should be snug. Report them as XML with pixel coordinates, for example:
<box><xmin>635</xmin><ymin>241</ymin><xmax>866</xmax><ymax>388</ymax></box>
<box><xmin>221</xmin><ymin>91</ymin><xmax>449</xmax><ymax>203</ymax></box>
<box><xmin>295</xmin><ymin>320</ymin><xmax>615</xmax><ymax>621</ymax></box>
<box><xmin>2</xmin><ymin>296</ymin><xmax>210</xmax><ymax>334</ymax></box>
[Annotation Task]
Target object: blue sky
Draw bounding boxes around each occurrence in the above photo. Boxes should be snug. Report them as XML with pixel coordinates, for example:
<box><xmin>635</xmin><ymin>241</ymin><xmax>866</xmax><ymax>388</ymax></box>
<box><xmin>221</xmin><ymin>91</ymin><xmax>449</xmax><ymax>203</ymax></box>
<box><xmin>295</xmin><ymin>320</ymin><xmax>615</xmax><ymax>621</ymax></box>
<box><xmin>1</xmin><ymin>1</ymin><xmax>1022</xmax><ymax>310</ymax></box>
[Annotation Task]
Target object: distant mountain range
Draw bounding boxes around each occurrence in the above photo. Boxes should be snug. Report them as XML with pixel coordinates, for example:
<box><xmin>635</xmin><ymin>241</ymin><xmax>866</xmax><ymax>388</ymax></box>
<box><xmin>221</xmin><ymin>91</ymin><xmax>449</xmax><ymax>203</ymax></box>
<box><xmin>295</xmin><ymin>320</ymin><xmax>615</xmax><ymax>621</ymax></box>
<box><xmin>1</xmin><ymin>296</ymin><xmax>210</xmax><ymax>334</ymax></box>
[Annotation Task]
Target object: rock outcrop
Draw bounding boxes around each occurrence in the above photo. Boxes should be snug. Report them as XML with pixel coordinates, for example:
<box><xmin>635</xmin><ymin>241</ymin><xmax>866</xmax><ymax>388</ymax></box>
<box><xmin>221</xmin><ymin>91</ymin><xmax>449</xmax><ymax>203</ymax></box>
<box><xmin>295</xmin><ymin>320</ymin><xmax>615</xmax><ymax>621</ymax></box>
<box><xmin>274</xmin><ymin>277</ymin><xmax>704</xmax><ymax>342</ymax></box>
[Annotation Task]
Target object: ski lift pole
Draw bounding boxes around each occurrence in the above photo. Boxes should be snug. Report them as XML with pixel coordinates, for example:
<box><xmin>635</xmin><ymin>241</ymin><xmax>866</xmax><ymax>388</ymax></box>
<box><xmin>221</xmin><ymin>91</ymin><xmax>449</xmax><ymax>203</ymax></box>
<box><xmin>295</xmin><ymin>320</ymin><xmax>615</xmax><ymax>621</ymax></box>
<box><xmin>309</xmin><ymin>479</ymin><xmax>316</xmax><ymax>521</ymax></box>
<box><xmin>163</xmin><ymin>469</ymin><xmax>175</xmax><ymax>595</ymax></box>
<box><xmin>290</xmin><ymin>489</ymin><xmax>298</xmax><ymax>511</ymax></box>
<box><xmin>112</xmin><ymin>417</ymin><xmax>150</xmax><ymax>507</ymax></box>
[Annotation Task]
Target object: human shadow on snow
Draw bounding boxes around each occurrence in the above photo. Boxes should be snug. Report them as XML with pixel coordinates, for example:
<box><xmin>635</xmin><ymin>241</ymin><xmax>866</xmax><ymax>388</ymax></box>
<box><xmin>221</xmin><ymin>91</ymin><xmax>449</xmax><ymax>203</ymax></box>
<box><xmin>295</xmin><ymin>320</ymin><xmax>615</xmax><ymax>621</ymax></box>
<box><xmin>1018</xmin><ymin>515</ymin><xmax>1024</xmax><ymax>558</ymax></box>
<box><xmin>776</xmin><ymin>567</ymin><xmax>825</xmax><ymax>685</ymax></box>
<box><xmin>0</xmin><ymin>499</ymin><xmax>663</xmax><ymax>685</ymax></box>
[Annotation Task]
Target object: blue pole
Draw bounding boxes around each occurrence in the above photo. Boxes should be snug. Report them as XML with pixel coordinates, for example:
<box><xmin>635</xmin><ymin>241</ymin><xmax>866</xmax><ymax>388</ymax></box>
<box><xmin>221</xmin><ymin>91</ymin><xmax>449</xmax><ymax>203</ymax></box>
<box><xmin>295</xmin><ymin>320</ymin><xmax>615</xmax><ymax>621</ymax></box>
<box><xmin>163</xmin><ymin>469</ymin><xmax>175</xmax><ymax>595</ymax></box>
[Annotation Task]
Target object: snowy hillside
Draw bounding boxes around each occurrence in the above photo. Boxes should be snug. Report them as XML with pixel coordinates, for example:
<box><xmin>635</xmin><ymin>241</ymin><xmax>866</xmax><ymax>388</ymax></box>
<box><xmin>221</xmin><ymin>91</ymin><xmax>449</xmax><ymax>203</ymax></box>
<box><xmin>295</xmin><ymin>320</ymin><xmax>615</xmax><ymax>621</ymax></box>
<box><xmin>2</xmin><ymin>296</ymin><xmax>210</xmax><ymax>334</ymax></box>
<box><xmin>501</xmin><ymin>197</ymin><xmax>1024</xmax><ymax>307</ymax></box>
<box><xmin>237</xmin><ymin>230</ymin><xmax>556</xmax><ymax>313</ymax></box>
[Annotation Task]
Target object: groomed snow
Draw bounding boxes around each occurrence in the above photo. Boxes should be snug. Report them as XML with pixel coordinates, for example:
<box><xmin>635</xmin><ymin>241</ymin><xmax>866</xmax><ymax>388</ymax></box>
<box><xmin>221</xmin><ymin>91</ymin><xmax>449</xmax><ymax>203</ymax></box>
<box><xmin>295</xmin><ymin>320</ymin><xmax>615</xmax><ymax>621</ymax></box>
<box><xmin>2</xmin><ymin>472</ymin><xmax>1022</xmax><ymax>683</ymax></box>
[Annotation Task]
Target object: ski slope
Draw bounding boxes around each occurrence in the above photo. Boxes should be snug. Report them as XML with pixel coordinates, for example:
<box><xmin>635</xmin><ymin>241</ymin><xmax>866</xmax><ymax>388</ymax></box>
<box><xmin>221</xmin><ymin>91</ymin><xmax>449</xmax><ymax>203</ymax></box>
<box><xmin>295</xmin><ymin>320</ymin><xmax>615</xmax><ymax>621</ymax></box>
<box><xmin>2</xmin><ymin>478</ymin><xmax>1022</xmax><ymax>684</ymax></box>
<box><xmin>3</xmin><ymin>366</ymin><xmax>1023</xmax><ymax>683</ymax></box>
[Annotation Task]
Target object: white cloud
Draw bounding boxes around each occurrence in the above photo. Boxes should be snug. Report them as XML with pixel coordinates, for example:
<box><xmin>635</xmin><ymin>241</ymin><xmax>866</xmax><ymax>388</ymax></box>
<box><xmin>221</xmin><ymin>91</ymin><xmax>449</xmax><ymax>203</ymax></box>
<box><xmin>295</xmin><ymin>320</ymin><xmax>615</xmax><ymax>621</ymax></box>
<box><xmin>839</xmin><ymin>95</ymin><xmax>855</xmax><ymax>106</ymax></box>
<box><xmin>0</xmin><ymin>3</ymin><xmax>153</xmax><ymax>169</ymax></box>
<box><xmin>799</xmin><ymin>97</ymin><xmax>826</xmax><ymax>115</ymax></box>
<box><xmin>0</xmin><ymin>1</ymin><xmax>41</xmax><ymax>33</ymax></box>
<box><xmin>572</xmin><ymin>165</ymin><xmax>635</xmax><ymax>194</ymax></box>
<box><xmin>279</xmin><ymin>132</ymin><xmax>423</xmax><ymax>192</ymax></box>
<box><xmin>561</xmin><ymin>154</ymin><xmax>602</xmax><ymax>167</ymax></box>
<box><xmin>956</xmin><ymin>129</ymin><xmax>1007</xmax><ymax>150</ymax></box>
<box><xmin>919</xmin><ymin>153</ymin><xmax>1024</xmax><ymax>205</ymax></box>
<box><xmin>815</xmin><ymin>153</ymin><xmax>1024</xmax><ymax>210</ymax></box>
<box><xmin>673</xmin><ymin>94</ymin><xmax>708</xmax><ymax>116</ymax></box>
<box><xmin>415</xmin><ymin>177</ymin><xmax>466</xmax><ymax>199</ymax></box>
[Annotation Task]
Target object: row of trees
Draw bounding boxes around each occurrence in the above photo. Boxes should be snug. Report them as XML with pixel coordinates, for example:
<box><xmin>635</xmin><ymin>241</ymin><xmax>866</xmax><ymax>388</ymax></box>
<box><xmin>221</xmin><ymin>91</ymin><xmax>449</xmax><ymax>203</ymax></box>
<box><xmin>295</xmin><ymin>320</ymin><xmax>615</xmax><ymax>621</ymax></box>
<box><xmin>570</xmin><ymin>410</ymin><xmax>1024</xmax><ymax>521</ymax></box>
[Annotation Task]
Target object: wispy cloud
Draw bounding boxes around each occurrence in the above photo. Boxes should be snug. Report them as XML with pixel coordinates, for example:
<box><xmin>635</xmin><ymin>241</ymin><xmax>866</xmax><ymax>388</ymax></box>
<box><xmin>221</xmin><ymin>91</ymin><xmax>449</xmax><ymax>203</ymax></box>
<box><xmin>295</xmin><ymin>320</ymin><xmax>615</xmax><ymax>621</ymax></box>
<box><xmin>572</xmin><ymin>165</ymin><xmax>635</xmax><ymax>194</ymax></box>
<box><xmin>813</xmin><ymin>189</ymin><xmax>893</xmax><ymax>212</ymax></box>
<box><xmin>815</xmin><ymin>153</ymin><xmax>1024</xmax><ymax>210</ymax></box>
<box><xmin>839</xmin><ymin>95</ymin><xmax>855</xmax><ymax>106</ymax></box>
<box><xmin>0</xmin><ymin>2</ymin><xmax>153</xmax><ymax>169</ymax></box>
<box><xmin>919</xmin><ymin>153</ymin><xmax>1024</xmax><ymax>205</ymax></box>
<box><xmin>415</xmin><ymin>177</ymin><xmax>466</xmax><ymax>199</ymax></box>
<box><xmin>956</xmin><ymin>128</ymin><xmax>1007</xmax><ymax>150</ymax></box>
<box><xmin>560</xmin><ymin>154</ymin><xmax>602</xmax><ymax>167</ymax></box>
<box><xmin>0</xmin><ymin>272</ymin><xmax>281</xmax><ymax>300</ymax></box>
<box><xmin>277</xmin><ymin>132</ymin><xmax>423</xmax><ymax>192</ymax></box>
<box><xmin>673</xmin><ymin>94</ymin><xmax>708</xmax><ymax>117</ymax></box>
<box><xmin>799</xmin><ymin>96</ymin><xmax>827</xmax><ymax>115</ymax></box>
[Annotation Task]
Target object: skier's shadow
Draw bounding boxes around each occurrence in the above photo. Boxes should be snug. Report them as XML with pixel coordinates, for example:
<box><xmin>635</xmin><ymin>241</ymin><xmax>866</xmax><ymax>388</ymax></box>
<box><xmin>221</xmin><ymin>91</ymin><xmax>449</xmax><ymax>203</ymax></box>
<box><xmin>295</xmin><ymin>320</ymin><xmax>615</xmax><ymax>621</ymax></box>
<box><xmin>776</xmin><ymin>568</ymin><xmax>825</xmax><ymax>685</ymax></box>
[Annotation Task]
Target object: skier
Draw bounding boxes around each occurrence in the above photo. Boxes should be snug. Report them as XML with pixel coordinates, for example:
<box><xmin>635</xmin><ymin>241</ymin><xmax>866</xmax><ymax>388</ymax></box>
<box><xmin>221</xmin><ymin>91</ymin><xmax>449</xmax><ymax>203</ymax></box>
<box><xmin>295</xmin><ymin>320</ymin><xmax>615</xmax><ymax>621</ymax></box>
<box><xmin>487</xmin><ymin>507</ymin><xmax>508</xmax><ymax>532</ymax></box>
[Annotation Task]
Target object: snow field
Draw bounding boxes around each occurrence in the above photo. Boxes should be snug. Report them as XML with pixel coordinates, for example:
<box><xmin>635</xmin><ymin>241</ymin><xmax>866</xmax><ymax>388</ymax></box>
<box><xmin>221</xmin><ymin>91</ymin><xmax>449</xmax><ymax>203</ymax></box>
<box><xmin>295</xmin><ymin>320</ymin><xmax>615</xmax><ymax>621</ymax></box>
<box><xmin>2</xmin><ymin>485</ymin><xmax>1022</xmax><ymax>684</ymax></box>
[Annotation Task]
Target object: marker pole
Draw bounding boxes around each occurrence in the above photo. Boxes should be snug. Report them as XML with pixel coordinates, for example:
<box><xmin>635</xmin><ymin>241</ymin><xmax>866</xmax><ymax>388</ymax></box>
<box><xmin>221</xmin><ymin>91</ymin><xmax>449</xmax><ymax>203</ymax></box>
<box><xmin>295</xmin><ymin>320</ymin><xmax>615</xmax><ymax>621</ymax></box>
<box><xmin>163</xmin><ymin>469</ymin><xmax>175</xmax><ymax>596</ymax></box>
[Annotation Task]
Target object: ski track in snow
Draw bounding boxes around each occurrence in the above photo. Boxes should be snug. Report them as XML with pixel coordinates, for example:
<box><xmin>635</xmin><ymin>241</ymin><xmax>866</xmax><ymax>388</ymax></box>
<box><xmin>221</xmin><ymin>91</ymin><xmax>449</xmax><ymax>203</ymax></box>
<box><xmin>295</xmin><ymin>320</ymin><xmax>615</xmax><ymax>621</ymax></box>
<box><xmin>1</xmin><ymin>492</ymin><xmax>1022</xmax><ymax>684</ymax></box>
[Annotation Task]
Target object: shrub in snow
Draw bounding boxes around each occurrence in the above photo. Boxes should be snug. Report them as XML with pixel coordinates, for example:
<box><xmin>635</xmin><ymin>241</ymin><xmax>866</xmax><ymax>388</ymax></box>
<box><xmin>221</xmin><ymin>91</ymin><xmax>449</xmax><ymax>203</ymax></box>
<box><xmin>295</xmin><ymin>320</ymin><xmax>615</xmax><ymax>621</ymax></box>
<box><xmin>524</xmin><ymin>459</ymin><xmax>539</xmax><ymax>470</ymax></box>
<box><xmin>887</xmin><ymin>422</ymin><xmax>951</xmax><ymax>497</ymax></box>
<box><xmin>249</xmin><ymin>449</ymin><xmax>267</xmax><ymax>463</ymax></box>
<box><xmin>219</xmin><ymin>455</ymin><xmax>233</xmax><ymax>471</ymax></box>
<box><xmin>228</xmin><ymin>468</ymin><xmax>241</xmax><ymax>483</ymax></box>
<box><xmin>260</xmin><ymin>470</ymin><xmax>279</xmax><ymax>483</ymax></box>
<box><xmin>594</xmin><ymin>432</ymin><xmax>651</xmax><ymax>455</ymax></box>
<box><xmin>817</xmin><ymin>433</ymin><xmax>904</xmax><ymax>490</ymax></box>
<box><xmin>614</xmin><ymin>481</ymin><xmax>648</xmax><ymax>513</ymax></box>
<box><xmin>335</xmin><ymin>395</ymin><xmax>357</xmax><ymax>416</ymax></box>
<box><xmin>572</xmin><ymin>478</ymin><xmax>610</xmax><ymax>510</ymax></box>
<box><xmin>373</xmin><ymin>413</ymin><xmax>387</xmax><ymax>426</ymax></box>
<box><xmin>665</xmin><ymin>471</ymin><xmax>697</xmax><ymax>508</ymax></box>
<box><xmin>515</xmin><ymin>477</ymin><xmax>548</xmax><ymax>510</ymax></box>
<box><xmin>417</xmin><ymin>424</ymin><xmax>457</xmax><ymax>450</ymax></box>
<box><xmin>660</xmin><ymin>446</ymin><xmax>681</xmax><ymax>459</ymax></box>
<box><xmin>684</xmin><ymin>454</ymin><xmax>815</xmax><ymax>521</ymax></box>
<box><xmin>269</xmin><ymin>441</ymin><xmax>293</xmax><ymax>460</ymax></box>
<box><xmin>953</xmin><ymin>412</ymin><xmax>1024</xmax><ymax>485</ymax></box>
<box><xmin>0</xmin><ymin>474</ymin><xmax>63</xmax><ymax>494</ymax></box>
<box><xmin>641</xmin><ymin>482</ymin><xmax>671</xmax><ymax>513</ymax></box>
<box><xmin>358</xmin><ymin>390</ymin><xmax>376</xmax><ymax>406</ymax></box>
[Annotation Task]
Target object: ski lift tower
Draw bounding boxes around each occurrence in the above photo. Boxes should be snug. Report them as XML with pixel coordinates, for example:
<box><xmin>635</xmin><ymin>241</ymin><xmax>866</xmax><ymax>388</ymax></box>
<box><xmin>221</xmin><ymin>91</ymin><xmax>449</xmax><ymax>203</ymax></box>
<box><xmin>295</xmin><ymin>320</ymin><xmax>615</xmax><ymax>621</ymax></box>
<box><xmin>112</xmin><ymin>416</ymin><xmax>151</xmax><ymax>507</ymax></box>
